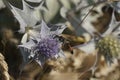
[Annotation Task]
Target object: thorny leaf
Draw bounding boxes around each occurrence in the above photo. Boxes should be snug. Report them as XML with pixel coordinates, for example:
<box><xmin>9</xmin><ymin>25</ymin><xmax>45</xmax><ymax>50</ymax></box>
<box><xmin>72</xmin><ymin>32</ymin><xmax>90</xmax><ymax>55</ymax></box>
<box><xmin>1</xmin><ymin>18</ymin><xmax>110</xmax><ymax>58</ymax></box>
<box><xmin>5</xmin><ymin>0</ymin><xmax>40</xmax><ymax>33</ymax></box>
<box><xmin>4</xmin><ymin>0</ymin><xmax>45</xmax><ymax>44</ymax></box>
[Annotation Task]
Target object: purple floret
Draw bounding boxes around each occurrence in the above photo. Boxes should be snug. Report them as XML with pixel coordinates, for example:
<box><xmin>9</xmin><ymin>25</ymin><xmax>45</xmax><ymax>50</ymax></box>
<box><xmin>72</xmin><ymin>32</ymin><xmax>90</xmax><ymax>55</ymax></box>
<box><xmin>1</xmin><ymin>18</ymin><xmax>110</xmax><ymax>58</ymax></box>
<box><xmin>33</xmin><ymin>37</ymin><xmax>59</xmax><ymax>58</ymax></box>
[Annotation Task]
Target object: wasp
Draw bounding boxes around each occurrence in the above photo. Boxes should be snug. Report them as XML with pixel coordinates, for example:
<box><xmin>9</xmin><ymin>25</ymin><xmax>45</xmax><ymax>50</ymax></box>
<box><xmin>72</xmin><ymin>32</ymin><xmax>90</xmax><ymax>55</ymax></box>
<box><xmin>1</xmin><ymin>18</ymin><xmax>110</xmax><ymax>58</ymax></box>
<box><xmin>53</xmin><ymin>35</ymin><xmax>74</xmax><ymax>54</ymax></box>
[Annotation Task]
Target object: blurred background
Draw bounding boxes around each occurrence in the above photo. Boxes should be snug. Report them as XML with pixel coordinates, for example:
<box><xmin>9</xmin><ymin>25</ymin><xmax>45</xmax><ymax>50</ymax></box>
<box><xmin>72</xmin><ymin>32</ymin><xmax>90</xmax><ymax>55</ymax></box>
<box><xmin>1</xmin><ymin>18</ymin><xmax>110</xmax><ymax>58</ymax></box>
<box><xmin>0</xmin><ymin>0</ymin><xmax>120</xmax><ymax>80</ymax></box>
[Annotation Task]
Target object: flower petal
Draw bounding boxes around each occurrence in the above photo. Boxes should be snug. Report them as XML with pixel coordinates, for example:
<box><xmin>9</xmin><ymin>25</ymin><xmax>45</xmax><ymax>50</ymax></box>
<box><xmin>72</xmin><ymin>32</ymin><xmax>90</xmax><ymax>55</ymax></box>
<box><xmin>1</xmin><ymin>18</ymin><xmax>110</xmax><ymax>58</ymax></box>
<box><xmin>19</xmin><ymin>40</ymin><xmax>36</xmax><ymax>50</ymax></box>
<box><xmin>21</xmin><ymin>33</ymin><xmax>28</xmax><ymax>44</ymax></box>
<box><xmin>40</xmin><ymin>20</ymin><xmax>51</xmax><ymax>38</ymax></box>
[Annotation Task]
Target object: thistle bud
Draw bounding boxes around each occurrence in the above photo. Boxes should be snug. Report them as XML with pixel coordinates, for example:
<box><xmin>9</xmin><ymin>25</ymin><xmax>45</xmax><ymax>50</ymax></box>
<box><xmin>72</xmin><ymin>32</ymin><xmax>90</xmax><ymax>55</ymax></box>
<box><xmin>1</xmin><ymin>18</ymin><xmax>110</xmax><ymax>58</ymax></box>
<box><xmin>96</xmin><ymin>36</ymin><xmax>120</xmax><ymax>65</ymax></box>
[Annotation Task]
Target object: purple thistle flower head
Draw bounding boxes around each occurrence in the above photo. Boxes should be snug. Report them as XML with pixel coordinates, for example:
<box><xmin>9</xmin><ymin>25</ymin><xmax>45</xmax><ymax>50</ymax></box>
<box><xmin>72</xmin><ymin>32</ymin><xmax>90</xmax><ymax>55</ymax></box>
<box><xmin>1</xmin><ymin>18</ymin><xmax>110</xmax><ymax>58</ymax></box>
<box><xmin>33</xmin><ymin>37</ymin><xmax>59</xmax><ymax>58</ymax></box>
<box><xmin>19</xmin><ymin>20</ymin><xmax>66</xmax><ymax>66</ymax></box>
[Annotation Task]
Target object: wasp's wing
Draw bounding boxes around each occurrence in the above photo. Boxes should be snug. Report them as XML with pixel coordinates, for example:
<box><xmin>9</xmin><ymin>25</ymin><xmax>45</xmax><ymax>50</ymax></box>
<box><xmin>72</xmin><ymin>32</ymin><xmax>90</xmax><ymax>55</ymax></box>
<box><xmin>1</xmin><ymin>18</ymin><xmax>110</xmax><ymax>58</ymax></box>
<box><xmin>74</xmin><ymin>39</ymin><xmax>96</xmax><ymax>54</ymax></box>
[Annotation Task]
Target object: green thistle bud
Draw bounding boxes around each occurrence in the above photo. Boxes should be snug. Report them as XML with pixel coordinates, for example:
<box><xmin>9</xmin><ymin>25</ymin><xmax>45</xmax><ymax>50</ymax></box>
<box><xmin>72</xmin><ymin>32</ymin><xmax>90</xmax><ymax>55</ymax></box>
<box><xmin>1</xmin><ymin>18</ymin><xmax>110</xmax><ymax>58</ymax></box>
<box><xmin>96</xmin><ymin>36</ymin><xmax>120</xmax><ymax>65</ymax></box>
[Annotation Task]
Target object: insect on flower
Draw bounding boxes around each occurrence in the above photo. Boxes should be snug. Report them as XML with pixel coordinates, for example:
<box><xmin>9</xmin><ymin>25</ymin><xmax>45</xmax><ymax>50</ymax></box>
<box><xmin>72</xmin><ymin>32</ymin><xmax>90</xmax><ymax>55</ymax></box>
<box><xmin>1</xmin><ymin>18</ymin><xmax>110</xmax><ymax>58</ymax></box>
<box><xmin>4</xmin><ymin>0</ymin><xmax>67</xmax><ymax>67</ymax></box>
<box><xmin>19</xmin><ymin>20</ymin><xmax>66</xmax><ymax>66</ymax></box>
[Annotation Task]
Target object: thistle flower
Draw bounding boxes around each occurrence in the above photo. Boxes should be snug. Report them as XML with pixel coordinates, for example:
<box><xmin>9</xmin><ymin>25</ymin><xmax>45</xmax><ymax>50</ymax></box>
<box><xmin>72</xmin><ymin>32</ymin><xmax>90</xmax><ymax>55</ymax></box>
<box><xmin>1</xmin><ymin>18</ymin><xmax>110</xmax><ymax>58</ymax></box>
<box><xmin>33</xmin><ymin>37</ymin><xmax>59</xmax><ymax>58</ymax></box>
<box><xmin>96</xmin><ymin>35</ymin><xmax>120</xmax><ymax>65</ymax></box>
<box><xmin>19</xmin><ymin>20</ymin><xmax>66</xmax><ymax>66</ymax></box>
<box><xmin>5</xmin><ymin>0</ymin><xmax>66</xmax><ymax>66</ymax></box>
<box><xmin>75</xmin><ymin>2</ymin><xmax>120</xmax><ymax>66</ymax></box>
